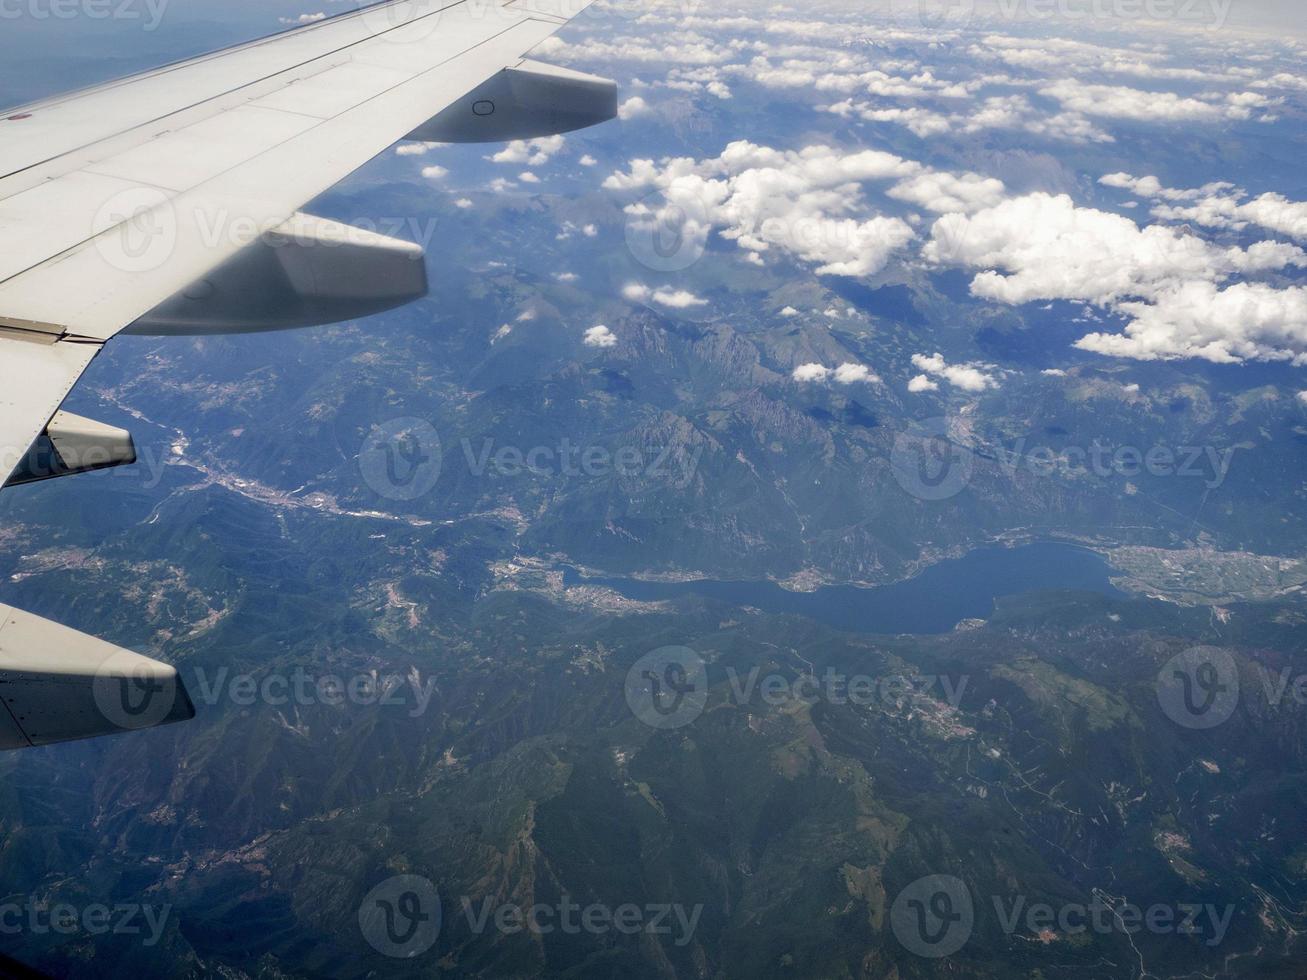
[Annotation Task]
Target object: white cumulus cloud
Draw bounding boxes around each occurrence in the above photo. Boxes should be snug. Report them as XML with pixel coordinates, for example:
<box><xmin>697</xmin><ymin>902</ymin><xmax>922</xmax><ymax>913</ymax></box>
<box><xmin>792</xmin><ymin>363</ymin><xmax>831</xmax><ymax>382</ymax></box>
<box><xmin>583</xmin><ymin>325</ymin><xmax>617</xmax><ymax>348</ymax></box>
<box><xmin>928</xmin><ymin>192</ymin><xmax>1307</xmax><ymax>364</ymax></box>
<box><xmin>907</xmin><ymin>374</ymin><xmax>939</xmax><ymax>393</ymax></box>
<box><xmin>910</xmin><ymin>352</ymin><xmax>999</xmax><ymax>392</ymax></box>
<box><xmin>491</xmin><ymin>135</ymin><xmax>565</xmax><ymax>166</ymax></box>
<box><xmin>1041</xmin><ymin>79</ymin><xmax>1277</xmax><ymax>124</ymax></box>
<box><xmin>792</xmin><ymin>362</ymin><xmax>879</xmax><ymax>385</ymax></box>
<box><xmin>833</xmin><ymin>363</ymin><xmax>880</xmax><ymax>385</ymax></box>
<box><xmin>1100</xmin><ymin>173</ymin><xmax>1307</xmax><ymax>241</ymax></box>
<box><xmin>606</xmin><ymin>141</ymin><xmax>919</xmax><ymax>277</ymax></box>
<box><xmin>619</xmin><ymin>96</ymin><xmax>652</xmax><ymax>120</ymax></box>
<box><xmin>396</xmin><ymin>141</ymin><xmax>444</xmax><ymax>157</ymax></box>
<box><xmin>623</xmin><ymin>283</ymin><xmax>708</xmax><ymax>308</ymax></box>
<box><xmin>888</xmin><ymin>171</ymin><xmax>1006</xmax><ymax>214</ymax></box>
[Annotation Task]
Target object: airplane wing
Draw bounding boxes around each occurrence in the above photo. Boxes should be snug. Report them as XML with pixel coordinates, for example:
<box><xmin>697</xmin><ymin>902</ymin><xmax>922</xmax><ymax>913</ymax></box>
<box><xmin>0</xmin><ymin>0</ymin><xmax>616</xmax><ymax>749</ymax></box>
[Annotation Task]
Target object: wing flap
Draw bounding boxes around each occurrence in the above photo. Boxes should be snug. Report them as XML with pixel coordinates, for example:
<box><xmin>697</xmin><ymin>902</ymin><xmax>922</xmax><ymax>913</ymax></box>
<box><xmin>0</xmin><ymin>334</ymin><xmax>102</xmax><ymax>487</ymax></box>
<box><xmin>0</xmin><ymin>171</ymin><xmax>153</xmax><ymax>286</ymax></box>
<box><xmin>250</xmin><ymin>61</ymin><xmax>416</xmax><ymax>120</ymax></box>
<box><xmin>83</xmin><ymin>104</ymin><xmax>322</xmax><ymax>192</ymax></box>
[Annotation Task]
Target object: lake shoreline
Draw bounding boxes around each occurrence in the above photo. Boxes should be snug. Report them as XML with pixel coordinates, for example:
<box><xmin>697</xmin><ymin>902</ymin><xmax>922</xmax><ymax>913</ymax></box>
<box><xmin>560</xmin><ymin>541</ymin><xmax>1128</xmax><ymax>636</ymax></box>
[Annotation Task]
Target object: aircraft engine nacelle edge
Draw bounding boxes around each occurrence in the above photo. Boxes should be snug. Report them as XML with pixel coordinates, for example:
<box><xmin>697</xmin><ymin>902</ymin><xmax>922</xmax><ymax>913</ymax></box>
<box><xmin>2</xmin><ymin>411</ymin><xmax>137</xmax><ymax>488</ymax></box>
<box><xmin>0</xmin><ymin>603</ymin><xmax>195</xmax><ymax>751</ymax></box>
<box><xmin>407</xmin><ymin>59</ymin><xmax>617</xmax><ymax>144</ymax></box>
<box><xmin>124</xmin><ymin>212</ymin><xmax>429</xmax><ymax>336</ymax></box>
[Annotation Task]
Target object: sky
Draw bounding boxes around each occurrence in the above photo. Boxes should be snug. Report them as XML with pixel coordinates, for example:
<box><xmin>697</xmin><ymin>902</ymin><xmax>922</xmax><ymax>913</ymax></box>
<box><xmin>1</xmin><ymin>0</ymin><xmax>1304</xmax><ymax>108</ymax></box>
<box><xmin>958</xmin><ymin>0</ymin><xmax>1306</xmax><ymax>36</ymax></box>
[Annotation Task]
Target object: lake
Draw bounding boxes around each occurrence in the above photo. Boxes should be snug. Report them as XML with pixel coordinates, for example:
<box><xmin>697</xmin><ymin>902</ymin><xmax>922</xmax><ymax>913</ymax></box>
<box><xmin>562</xmin><ymin>542</ymin><xmax>1125</xmax><ymax>635</ymax></box>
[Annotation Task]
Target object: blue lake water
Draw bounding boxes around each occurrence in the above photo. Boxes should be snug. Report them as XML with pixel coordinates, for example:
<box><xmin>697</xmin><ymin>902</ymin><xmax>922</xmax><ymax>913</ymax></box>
<box><xmin>562</xmin><ymin>542</ymin><xmax>1125</xmax><ymax>635</ymax></box>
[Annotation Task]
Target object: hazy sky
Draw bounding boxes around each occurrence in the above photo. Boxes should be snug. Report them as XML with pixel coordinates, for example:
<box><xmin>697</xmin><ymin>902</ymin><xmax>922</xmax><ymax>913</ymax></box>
<box><xmin>1</xmin><ymin>0</ymin><xmax>1302</xmax><ymax>110</ymax></box>
<box><xmin>879</xmin><ymin>0</ymin><xmax>1305</xmax><ymax>38</ymax></box>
